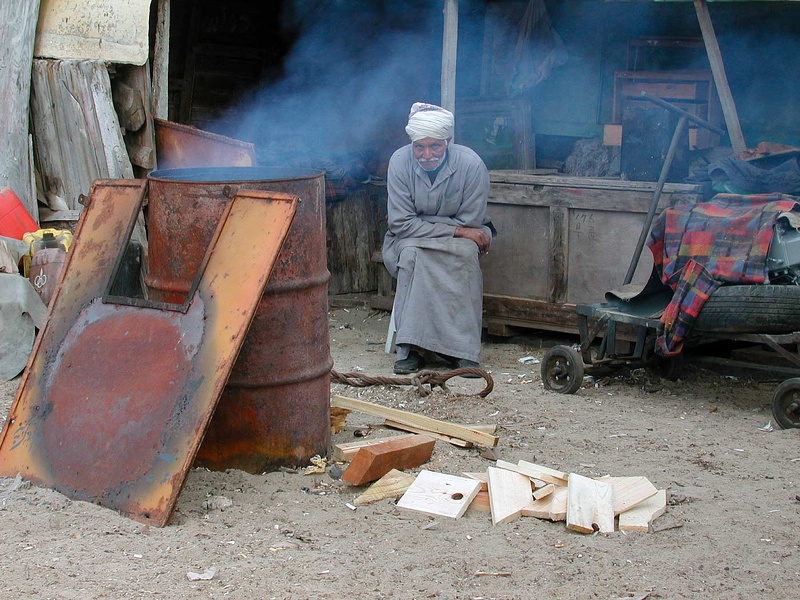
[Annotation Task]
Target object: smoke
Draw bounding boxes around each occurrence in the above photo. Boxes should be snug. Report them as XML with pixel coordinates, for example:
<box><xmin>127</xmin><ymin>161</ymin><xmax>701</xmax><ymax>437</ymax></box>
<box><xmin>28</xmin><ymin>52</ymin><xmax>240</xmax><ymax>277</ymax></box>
<box><xmin>213</xmin><ymin>2</ymin><xmax>453</xmax><ymax>170</ymax></box>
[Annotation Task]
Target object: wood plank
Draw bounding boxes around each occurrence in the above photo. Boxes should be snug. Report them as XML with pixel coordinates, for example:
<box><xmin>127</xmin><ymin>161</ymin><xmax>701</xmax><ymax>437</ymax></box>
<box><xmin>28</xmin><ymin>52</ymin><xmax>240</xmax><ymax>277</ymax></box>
<box><xmin>440</xmin><ymin>0</ymin><xmax>458</xmax><ymax>115</ymax></box>
<box><xmin>0</xmin><ymin>0</ymin><xmax>41</xmax><ymax>213</ymax></box>
<box><xmin>332</xmin><ymin>433</ymin><xmax>417</xmax><ymax>462</ymax></box>
<box><xmin>341</xmin><ymin>435</ymin><xmax>435</xmax><ymax>486</ymax></box>
<box><xmin>462</xmin><ymin>472</ymin><xmax>488</xmax><ymax>491</ymax></box>
<box><xmin>331</xmin><ymin>395</ymin><xmax>498</xmax><ymax>447</ymax></box>
<box><xmin>506</xmin><ymin>460</ymin><xmax>569</xmax><ymax>486</ymax></box>
<box><xmin>618</xmin><ymin>489</ymin><xmax>668</xmax><ymax>532</ymax></box>
<box><xmin>597</xmin><ymin>476</ymin><xmax>659</xmax><ymax>516</ymax></box>
<box><xmin>385</xmin><ymin>419</ymin><xmax>471</xmax><ymax>448</ymax></box>
<box><xmin>522</xmin><ymin>484</ymin><xmax>564</xmax><ymax>520</ymax></box>
<box><xmin>353</xmin><ymin>469</ymin><xmax>416</xmax><ymax>506</ymax></box>
<box><xmin>487</xmin><ymin>466</ymin><xmax>534</xmax><ymax>526</ymax></box>
<box><xmin>693</xmin><ymin>0</ymin><xmax>746</xmax><ymax>154</ymax></box>
<box><xmin>152</xmin><ymin>0</ymin><xmax>170</xmax><ymax>120</ymax></box>
<box><xmin>489</xmin><ymin>172</ymin><xmax>702</xmax><ymax>193</ymax></box>
<box><xmin>397</xmin><ymin>470</ymin><xmax>481</xmax><ymax>519</ymax></box>
<box><xmin>533</xmin><ymin>483</ymin><xmax>555</xmax><ymax>500</ymax></box>
<box><xmin>549</xmin><ymin>205</ymin><xmax>568</xmax><ymax>304</ymax></box>
<box><xmin>566</xmin><ymin>473</ymin><xmax>615</xmax><ymax>534</ymax></box>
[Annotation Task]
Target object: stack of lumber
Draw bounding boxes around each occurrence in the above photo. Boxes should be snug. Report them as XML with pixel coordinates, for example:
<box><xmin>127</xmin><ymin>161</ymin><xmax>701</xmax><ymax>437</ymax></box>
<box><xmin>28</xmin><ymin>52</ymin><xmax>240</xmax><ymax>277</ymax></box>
<box><xmin>330</xmin><ymin>396</ymin><xmax>667</xmax><ymax>532</ymax></box>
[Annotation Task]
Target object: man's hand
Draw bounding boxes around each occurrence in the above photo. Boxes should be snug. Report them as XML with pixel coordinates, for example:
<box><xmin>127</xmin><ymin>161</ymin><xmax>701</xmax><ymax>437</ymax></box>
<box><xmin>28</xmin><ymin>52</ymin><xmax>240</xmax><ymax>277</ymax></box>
<box><xmin>455</xmin><ymin>226</ymin><xmax>491</xmax><ymax>254</ymax></box>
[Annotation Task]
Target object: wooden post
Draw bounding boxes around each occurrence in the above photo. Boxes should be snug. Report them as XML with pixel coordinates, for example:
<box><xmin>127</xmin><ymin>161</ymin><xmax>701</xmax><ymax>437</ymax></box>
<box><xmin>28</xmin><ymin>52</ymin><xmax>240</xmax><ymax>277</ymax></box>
<box><xmin>441</xmin><ymin>0</ymin><xmax>458</xmax><ymax>116</ymax></box>
<box><xmin>693</xmin><ymin>0</ymin><xmax>747</xmax><ymax>154</ymax></box>
<box><xmin>0</xmin><ymin>0</ymin><xmax>42</xmax><ymax>219</ymax></box>
<box><xmin>152</xmin><ymin>0</ymin><xmax>170</xmax><ymax>120</ymax></box>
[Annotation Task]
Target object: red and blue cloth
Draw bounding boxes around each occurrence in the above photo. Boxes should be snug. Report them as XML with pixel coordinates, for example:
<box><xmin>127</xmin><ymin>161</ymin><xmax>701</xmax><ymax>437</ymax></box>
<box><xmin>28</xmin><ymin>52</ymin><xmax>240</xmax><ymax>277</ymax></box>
<box><xmin>647</xmin><ymin>193</ymin><xmax>800</xmax><ymax>356</ymax></box>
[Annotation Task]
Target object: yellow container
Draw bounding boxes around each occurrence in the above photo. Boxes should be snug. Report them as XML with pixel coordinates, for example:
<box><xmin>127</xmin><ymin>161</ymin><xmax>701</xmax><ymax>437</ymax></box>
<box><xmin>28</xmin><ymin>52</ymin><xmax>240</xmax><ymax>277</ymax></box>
<box><xmin>22</xmin><ymin>229</ymin><xmax>73</xmax><ymax>277</ymax></box>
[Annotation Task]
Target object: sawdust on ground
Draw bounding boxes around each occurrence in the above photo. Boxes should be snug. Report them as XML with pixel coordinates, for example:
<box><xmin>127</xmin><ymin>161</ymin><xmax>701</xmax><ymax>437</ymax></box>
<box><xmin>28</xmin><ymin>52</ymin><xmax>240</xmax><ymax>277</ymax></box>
<box><xmin>0</xmin><ymin>304</ymin><xmax>798</xmax><ymax>599</ymax></box>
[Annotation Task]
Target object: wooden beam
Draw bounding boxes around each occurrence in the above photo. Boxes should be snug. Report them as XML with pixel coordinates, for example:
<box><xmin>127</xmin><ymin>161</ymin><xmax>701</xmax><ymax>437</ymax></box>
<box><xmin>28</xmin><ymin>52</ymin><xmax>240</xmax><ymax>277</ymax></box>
<box><xmin>152</xmin><ymin>0</ymin><xmax>170</xmax><ymax>120</ymax></box>
<box><xmin>341</xmin><ymin>435</ymin><xmax>435</xmax><ymax>486</ymax></box>
<box><xmin>441</xmin><ymin>0</ymin><xmax>458</xmax><ymax>115</ymax></box>
<box><xmin>693</xmin><ymin>0</ymin><xmax>746</xmax><ymax>153</ymax></box>
<box><xmin>332</xmin><ymin>433</ymin><xmax>417</xmax><ymax>462</ymax></box>
<box><xmin>331</xmin><ymin>396</ymin><xmax>498</xmax><ymax>447</ymax></box>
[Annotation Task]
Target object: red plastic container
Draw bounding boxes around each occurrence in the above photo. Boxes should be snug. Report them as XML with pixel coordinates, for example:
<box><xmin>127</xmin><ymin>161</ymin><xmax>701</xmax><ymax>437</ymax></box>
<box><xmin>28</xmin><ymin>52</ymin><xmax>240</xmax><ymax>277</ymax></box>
<box><xmin>0</xmin><ymin>187</ymin><xmax>38</xmax><ymax>239</ymax></box>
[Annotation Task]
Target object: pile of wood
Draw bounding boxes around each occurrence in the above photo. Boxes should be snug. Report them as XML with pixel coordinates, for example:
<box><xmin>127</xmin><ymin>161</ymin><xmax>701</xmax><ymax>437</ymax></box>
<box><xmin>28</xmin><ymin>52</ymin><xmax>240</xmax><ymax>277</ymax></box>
<box><xmin>331</xmin><ymin>395</ymin><xmax>667</xmax><ymax>533</ymax></box>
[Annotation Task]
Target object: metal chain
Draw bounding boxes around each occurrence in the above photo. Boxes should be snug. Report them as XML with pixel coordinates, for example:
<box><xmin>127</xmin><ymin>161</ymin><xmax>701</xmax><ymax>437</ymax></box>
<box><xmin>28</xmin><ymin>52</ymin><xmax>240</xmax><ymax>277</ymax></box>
<box><xmin>330</xmin><ymin>368</ymin><xmax>494</xmax><ymax>398</ymax></box>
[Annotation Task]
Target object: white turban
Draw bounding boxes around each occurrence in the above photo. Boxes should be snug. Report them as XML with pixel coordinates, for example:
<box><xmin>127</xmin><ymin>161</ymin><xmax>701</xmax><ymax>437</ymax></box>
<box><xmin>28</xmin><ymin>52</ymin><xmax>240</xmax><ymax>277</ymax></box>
<box><xmin>405</xmin><ymin>102</ymin><xmax>454</xmax><ymax>142</ymax></box>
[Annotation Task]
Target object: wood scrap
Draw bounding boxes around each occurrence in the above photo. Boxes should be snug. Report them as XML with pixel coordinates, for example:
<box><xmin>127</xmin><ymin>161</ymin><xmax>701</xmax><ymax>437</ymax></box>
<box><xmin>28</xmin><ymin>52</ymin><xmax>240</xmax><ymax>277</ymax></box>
<box><xmin>495</xmin><ymin>459</ymin><xmax>567</xmax><ymax>487</ymax></box>
<box><xmin>397</xmin><ymin>470</ymin><xmax>481</xmax><ymax>519</ymax></box>
<box><xmin>332</xmin><ymin>433</ymin><xmax>417</xmax><ymax>461</ymax></box>
<box><xmin>330</xmin><ymin>407</ymin><xmax>350</xmax><ymax>435</ymax></box>
<box><xmin>566</xmin><ymin>473</ymin><xmax>614</xmax><ymax>534</ymax></box>
<box><xmin>618</xmin><ymin>489</ymin><xmax>668</xmax><ymax>532</ymax></box>
<box><xmin>331</xmin><ymin>395</ymin><xmax>498</xmax><ymax>447</ymax></box>
<box><xmin>384</xmin><ymin>419</ymin><xmax>471</xmax><ymax>448</ymax></box>
<box><xmin>533</xmin><ymin>483</ymin><xmax>555</xmax><ymax>500</ymax></box>
<box><xmin>462</xmin><ymin>472</ymin><xmax>488</xmax><ymax>491</ymax></box>
<box><xmin>341</xmin><ymin>435</ymin><xmax>435</xmax><ymax>486</ymax></box>
<box><xmin>467</xmin><ymin>490</ymin><xmax>491</xmax><ymax>513</ymax></box>
<box><xmin>487</xmin><ymin>466</ymin><xmax>534</xmax><ymax>526</ymax></box>
<box><xmin>598</xmin><ymin>476</ymin><xmax>659</xmax><ymax>515</ymax></box>
<box><xmin>353</xmin><ymin>469</ymin><xmax>416</xmax><ymax>506</ymax></box>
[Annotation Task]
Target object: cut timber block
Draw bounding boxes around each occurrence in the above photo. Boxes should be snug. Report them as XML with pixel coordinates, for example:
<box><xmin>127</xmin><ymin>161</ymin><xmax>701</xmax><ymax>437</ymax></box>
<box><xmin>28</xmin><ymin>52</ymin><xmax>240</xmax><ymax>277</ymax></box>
<box><xmin>353</xmin><ymin>469</ymin><xmax>416</xmax><ymax>506</ymax></box>
<box><xmin>533</xmin><ymin>483</ymin><xmax>555</xmax><ymax>500</ymax></box>
<box><xmin>467</xmin><ymin>489</ymin><xmax>491</xmax><ymax>514</ymax></box>
<box><xmin>597</xmin><ymin>476</ymin><xmax>659</xmax><ymax>515</ymax></box>
<box><xmin>498</xmin><ymin>459</ymin><xmax>568</xmax><ymax>487</ymax></box>
<box><xmin>397</xmin><ymin>470</ymin><xmax>481</xmax><ymax>519</ymax></box>
<box><xmin>487</xmin><ymin>466</ymin><xmax>534</xmax><ymax>526</ymax></box>
<box><xmin>462</xmin><ymin>472</ymin><xmax>488</xmax><ymax>491</ymax></box>
<box><xmin>618</xmin><ymin>489</ymin><xmax>667</xmax><ymax>532</ymax></box>
<box><xmin>566</xmin><ymin>473</ymin><xmax>614</xmax><ymax>534</ymax></box>
<box><xmin>341</xmin><ymin>435</ymin><xmax>435</xmax><ymax>486</ymax></box>
<box><xmin>523</xmin><ymin>485</ymin><xmax>568</xmax><ymax>521</ymax></box>
<box><xmin>332</xmin><ymin>433</ymin><xmax>417</xmax><ymax>462</ymax></box>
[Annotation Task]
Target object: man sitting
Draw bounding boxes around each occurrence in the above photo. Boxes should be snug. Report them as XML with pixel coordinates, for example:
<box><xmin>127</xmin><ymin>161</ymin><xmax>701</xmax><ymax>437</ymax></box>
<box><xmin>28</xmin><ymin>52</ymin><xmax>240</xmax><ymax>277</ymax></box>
<box><xmin>382</xmin><ymin>102</ymin><xmax>494</xmax><ymax>375</ymax></box>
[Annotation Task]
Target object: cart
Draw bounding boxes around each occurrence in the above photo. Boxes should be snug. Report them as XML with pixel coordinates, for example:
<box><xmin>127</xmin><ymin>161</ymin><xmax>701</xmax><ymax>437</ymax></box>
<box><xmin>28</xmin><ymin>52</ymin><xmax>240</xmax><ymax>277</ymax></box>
<box><xmin>539</xmin><ymin>298</ymin><xmax>800</xmax><ymax>429</ymax></box>
<box><xmin>538</xmin><ymin>94</ymin><xmax>800</xmax><ymax>429</ymax></box>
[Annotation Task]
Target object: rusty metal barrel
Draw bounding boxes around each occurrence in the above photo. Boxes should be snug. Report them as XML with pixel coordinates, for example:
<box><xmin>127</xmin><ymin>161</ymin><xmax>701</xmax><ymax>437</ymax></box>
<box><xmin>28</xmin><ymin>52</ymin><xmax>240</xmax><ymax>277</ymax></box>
<box><xmin>146</xmin><ymin>166</ymin><xmax>331</xmax><ymax>474</ymax></box>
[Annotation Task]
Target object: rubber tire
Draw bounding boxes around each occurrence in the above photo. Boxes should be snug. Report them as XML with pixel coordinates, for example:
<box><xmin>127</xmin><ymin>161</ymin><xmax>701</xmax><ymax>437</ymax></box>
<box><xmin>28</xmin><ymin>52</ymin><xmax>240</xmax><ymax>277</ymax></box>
<box><xmin>541</xmin><ymin>345</ymin><xmax>584</xmax><ymax>395</ymax></box>
<box><xmin>694</xmin><ymin>285</ymin><xmax>800</xmax><ymax>334</ymax></box>
<box><xmin>772</xmin><ymin>378</ymin><xmax>800</xmax><ymax>429</ymax></box>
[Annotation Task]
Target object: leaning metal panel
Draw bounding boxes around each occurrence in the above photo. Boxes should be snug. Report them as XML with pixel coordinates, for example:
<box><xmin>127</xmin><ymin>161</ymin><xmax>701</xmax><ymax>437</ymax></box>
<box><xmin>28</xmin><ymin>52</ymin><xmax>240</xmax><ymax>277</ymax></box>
<box><xmin>0</xmin><ymin>182</ymin><xmax>298</xmax><ymax>526</ymax></box>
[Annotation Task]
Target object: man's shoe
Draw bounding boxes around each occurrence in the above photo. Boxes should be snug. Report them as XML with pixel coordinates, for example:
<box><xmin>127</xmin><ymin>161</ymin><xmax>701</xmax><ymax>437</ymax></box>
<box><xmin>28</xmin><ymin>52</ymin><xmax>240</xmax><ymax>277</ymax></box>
<box><xmin>393</xmin><ymin>351</ymin><xmax>425</xmax><ymax>375</ymax></box>
<box><xmin>454</xmin><ymin>358</ymin><xmax>481</xmax><ymax>378</ymax></box>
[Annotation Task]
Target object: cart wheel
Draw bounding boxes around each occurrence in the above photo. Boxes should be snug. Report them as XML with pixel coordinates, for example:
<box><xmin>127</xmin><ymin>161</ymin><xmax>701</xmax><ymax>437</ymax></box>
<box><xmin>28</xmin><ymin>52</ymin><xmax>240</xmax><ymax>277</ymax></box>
<box><xmin>656</xmin><ymin>353</ymin><xmax>684</xmax><ymax>381</ymax></box>
<box><xmin>772</xmin><ymin>378</ymin><xmax>800</xmax><ymax>429</ymax></box>
<box><xmin>541</xmin><ymin>345</ymin><xmax>585</xmax><ymax>394</ymax></box>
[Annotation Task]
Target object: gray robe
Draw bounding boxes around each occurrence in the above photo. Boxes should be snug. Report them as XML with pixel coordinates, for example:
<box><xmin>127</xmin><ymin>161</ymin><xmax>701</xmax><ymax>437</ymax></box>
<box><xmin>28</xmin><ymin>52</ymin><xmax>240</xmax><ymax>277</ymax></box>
<box><xmin>382</xmin><ymin>143</ymin><xmax>492</xmax><ymax>363</ymax></box>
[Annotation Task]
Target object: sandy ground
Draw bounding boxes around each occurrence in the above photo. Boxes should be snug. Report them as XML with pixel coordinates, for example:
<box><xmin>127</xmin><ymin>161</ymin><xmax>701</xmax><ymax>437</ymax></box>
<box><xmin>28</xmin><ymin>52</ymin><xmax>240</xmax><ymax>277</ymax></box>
<box><xmin>0</xmin><ymin>303</ymin><xmax>799</xmax><ymax>599</ymax></box>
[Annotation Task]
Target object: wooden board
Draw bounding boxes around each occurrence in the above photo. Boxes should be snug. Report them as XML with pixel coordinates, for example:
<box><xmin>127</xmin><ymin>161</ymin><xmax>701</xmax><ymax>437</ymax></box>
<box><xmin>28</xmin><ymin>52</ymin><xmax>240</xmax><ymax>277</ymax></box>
<box><xmin>487</xmin><ymin>466</ymin><xmax>534</xmax><ymax>526</ymax></box>
<box><xmin>353</xmin><ymin>469</ymin><xmax>416</xmax><ymax>506</ymax></box>
<box><xmin>385</xmin><ymin>420</ymin><xmax>471</xmax><ymax>448</ymax></box>
<box><xmin>332</xmin><ymin>433</ymin><xmax>417</xmax><ymax>462</ymax></box>
<box><xmin>566</xmin><ymin>473</ymin><xmax>615</xmax><ymax>534</ymax></box>
<box><xmin>618</xmin><ymin>489</ymin><xmax>667</xmax><ymax>532</ymax></box>
<box><xmin>341</xmin><ymin>435</ymin><xmax>435</xmax><ymax>487</ymax></box>
<box><xmin>502</xmin><ymin>460</ymin><xmax>569</xmax><ymax>486</ymax></box>
<box><xmin>331</xmin><ymin>396</ymin><xmax>498</xmax><ymax>447</ymax></box>
<box><xmin>397</xmin><ymin>470</ymin><xmax>481</xmax><ymax>519</ymax></box>
<box><xmin>35</xmin><ymin>0</ymin><xmax>152</xmax><ymax>65</ymax></box>
<box><xmin>598</xmin><ymin>476</ymin><xmax>659</xmax><ymax>516</ymax></box>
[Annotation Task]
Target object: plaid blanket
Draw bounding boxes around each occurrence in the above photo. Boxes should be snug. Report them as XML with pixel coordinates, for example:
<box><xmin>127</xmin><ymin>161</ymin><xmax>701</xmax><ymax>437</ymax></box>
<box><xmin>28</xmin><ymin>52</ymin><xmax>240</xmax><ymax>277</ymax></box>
<box><xmin>647</xmin><ymin>193</ymin><xmax>800</xmax><ymax>356</ymax></box>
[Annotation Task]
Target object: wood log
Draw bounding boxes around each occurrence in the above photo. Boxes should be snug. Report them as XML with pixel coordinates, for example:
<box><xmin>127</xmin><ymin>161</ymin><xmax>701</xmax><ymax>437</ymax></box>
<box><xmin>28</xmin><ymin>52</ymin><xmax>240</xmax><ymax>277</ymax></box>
<box><xmin>341</xmin><ymin>435</ymin><xmax>435</xmax><ymax>486</ymax></box>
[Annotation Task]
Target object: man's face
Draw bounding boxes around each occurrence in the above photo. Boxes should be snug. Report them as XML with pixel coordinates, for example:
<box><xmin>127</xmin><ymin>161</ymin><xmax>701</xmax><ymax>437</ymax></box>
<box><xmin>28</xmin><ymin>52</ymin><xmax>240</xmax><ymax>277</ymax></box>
<box><xmin>413</xmin><ymin>137</ymin><xmax>448</xmax><ymax>171</ymax></box>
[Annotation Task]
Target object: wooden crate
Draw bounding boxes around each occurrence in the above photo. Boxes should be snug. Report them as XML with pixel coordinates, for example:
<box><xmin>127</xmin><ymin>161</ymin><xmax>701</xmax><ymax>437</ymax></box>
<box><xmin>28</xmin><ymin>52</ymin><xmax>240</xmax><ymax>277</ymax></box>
<box><xmin>481</xmin><ymin>171</ymin><xmax>704</xmax><ymax>336</ymax></box>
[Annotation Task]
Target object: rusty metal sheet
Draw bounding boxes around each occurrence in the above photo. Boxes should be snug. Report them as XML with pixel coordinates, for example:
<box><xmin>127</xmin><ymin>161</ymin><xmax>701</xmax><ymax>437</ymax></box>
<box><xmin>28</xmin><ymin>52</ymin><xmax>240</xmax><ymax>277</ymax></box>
<box><xmin>0</xmin><ymin>182</ymin><xmax>298</xmax><ymax>526</ymax></box>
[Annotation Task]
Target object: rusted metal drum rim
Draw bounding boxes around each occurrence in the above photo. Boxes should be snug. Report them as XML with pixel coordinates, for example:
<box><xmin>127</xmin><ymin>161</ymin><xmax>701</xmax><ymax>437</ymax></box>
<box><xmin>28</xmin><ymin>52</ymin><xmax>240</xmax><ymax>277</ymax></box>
<box><xmin>226</xmin><ymin>359</ymin><xmax>334</xmax><ymax>388</ymax></box>
<box><xmin>148</xmin><ymin>166</ymin><xmax>324</xmax><ymax>183</ymax></box>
